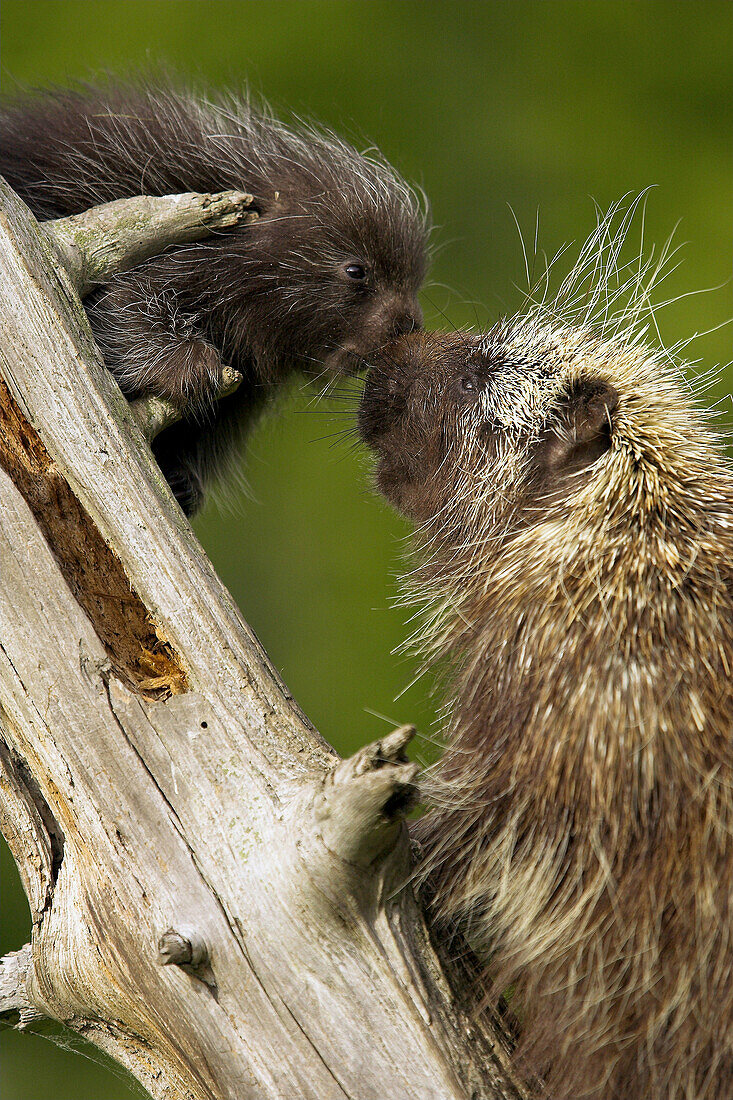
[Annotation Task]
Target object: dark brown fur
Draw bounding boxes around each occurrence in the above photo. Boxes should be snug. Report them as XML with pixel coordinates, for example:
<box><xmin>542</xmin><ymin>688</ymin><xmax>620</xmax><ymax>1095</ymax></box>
<box><xmin>359</xmin><ymin>320</ymin><xmax>733</xmax><ymax>1098</ymax></box>
<box><xmin>0</xmin><ymin>80</ymin><xmax>427</xmax><ymax>512</ymax></box>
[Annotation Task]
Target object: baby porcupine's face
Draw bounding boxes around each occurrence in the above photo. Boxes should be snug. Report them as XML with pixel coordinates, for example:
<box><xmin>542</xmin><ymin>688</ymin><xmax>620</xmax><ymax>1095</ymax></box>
<box><xmin>359</xmin><ymin>327</ymin><xmax>619</xmax><ymax>532</ymax></box>
<box><xmin>244</xmin><ymin>162</ymin><xmax>428</xmax><ymax>379</ymax></box>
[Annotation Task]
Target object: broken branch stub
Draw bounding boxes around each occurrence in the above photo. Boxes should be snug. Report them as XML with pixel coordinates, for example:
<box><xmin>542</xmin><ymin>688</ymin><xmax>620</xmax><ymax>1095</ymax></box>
<box><xmin>312</xmin><ymin>724</ymin><xmax>420</xmax><ymax>869</ymax></box>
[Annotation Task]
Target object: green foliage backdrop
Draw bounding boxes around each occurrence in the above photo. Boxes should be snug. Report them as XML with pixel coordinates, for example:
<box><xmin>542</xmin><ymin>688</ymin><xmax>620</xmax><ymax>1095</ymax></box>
<box><xmin>1</xmin><ymin>2</ymin><xmax>730</xmax><ymax>1096</ymax></box>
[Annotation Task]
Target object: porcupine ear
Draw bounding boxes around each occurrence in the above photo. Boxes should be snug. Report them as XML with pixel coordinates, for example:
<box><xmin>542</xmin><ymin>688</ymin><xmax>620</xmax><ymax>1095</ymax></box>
<box><xmin>526</xmin><ymin>378</ymin><xmax>616</xmax><ymax>506</ymax></box>
<box><xmin>534</xmin><ymin>379</ymin><xmax>619</xmax><ymax>479</ymax></box>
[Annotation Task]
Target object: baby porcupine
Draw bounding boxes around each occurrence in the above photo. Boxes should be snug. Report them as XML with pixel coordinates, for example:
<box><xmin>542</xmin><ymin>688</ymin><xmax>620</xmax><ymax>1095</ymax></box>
<box><xmin>0</xmin><ymin>80</ymin><xmax>427</xmax><ymax>513</ymax></box>
<box><xmin>359</xmin><ymin>205</ymin><xmax>733</xmax><ymax>1099</ymax></box>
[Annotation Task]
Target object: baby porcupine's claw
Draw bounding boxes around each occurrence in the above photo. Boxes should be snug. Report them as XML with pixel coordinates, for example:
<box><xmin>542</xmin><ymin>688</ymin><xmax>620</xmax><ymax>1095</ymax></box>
<box><xmin>131</xmin><ymin>366</ymin><xmax>242</xmax><ymax>442</ymax></box>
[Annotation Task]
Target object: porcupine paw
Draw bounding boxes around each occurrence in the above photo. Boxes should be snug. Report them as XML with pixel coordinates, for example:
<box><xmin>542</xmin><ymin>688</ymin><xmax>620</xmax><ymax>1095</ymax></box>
<box><xmin>154</xmin><ymin>338</ymin><xmax>224</xmax><ymax>417</ymax></box>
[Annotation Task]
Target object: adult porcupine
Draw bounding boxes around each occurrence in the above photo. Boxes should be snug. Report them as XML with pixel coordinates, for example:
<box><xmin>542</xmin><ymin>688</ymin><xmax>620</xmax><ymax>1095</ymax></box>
<box><xmin>359</xmin><ymin>205</ymin><xmax>733</xmax><ymax>1099</ymax></box>
<box><xmin>0</xmin><ymin>80</ymin><xmax>427</xmax><ymax>512</ymax></box>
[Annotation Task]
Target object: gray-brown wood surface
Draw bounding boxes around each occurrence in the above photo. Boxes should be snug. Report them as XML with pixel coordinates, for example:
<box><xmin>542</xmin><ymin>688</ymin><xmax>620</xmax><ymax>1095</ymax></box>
<box><xmin>0</xmin><ymin>178</ymin><xmax>525</xmax><ymax>1100</ymax></box>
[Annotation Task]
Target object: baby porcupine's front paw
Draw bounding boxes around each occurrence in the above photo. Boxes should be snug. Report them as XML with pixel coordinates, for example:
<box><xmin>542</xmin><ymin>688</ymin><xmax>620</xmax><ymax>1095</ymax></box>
<box><xmin>152</xmin><ymin>337</ymin><xmax>224</xmax><ymax>419</ymax></box>
<box><xmin>87</xmin><ymin>278</ymin><xmax>226</xmax><ymax>420</ymax></box>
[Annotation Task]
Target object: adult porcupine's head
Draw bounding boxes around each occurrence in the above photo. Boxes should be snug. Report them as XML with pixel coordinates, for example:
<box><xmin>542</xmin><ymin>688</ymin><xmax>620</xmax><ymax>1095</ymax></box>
<box><xmin>360</xmin><ymin>198</ymin><xmax>733</xmax><ymax>653</ymax></box>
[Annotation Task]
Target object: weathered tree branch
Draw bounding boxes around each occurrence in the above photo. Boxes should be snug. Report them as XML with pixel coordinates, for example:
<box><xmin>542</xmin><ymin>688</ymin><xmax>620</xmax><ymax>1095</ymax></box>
<box><xmin>45</xmin><ymin>189</ymin><xmax>257</xmax><ymax>296</ymax></box>
<box><xmin>0</xmin><ymin>945</ymin><xmax>43</xmax><ymax>1027</ymax></box>
<box><xmin>0</xmin><ymin>176</ymin><xmax>526</xmax><ymax>1100</ymax></box>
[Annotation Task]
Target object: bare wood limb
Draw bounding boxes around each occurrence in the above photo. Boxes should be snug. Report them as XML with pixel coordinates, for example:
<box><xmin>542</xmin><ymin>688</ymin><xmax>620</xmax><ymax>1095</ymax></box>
<box><xmin>0</xmin><ymin>945</ymin><xmax>45</xmax><ymax>1027</ymax></box>
<box><xmin>44</xmin><ymin>189</ymin><xmax>257</xmax><ymax>297</ymax></box>
<box><xmin>0</xmin><ymin>728</ymin><xmax>56</xmax><ymax>922</ymax></box>
<box><xmin>0</xmin><ymin>176</ymin><xmax>527</xmax><ymax>1100</ymax></box>
<box><xmin>310</xmin><ymin>724</ymin><xmax>420</xmax><ymax>867</ymax></box>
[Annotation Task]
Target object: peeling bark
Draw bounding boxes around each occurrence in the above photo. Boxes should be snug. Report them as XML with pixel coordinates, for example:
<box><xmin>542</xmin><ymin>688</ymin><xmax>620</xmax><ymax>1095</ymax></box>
<box><xmin>0</xmin><ymin>177</ymin><xmax>526</xmax><ymax>1100</ymax></box>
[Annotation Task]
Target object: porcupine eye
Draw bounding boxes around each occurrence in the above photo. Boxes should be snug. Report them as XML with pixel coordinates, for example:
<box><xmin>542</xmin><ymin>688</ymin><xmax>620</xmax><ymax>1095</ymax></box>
<box><xmin>344</xmin><ymin>262</ymin><xmax>367</xmax><ymax>280</ymax></box>
<box><xmin>455</xmin><ymin>374</ymin><xmax>483</xmax><ymax>402</ymax></box>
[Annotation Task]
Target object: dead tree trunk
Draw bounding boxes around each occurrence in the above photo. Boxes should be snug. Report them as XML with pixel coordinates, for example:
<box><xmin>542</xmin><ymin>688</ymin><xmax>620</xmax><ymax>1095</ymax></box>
<box><xmin>0</xmin><ymin>177</ymin><xmax>526</xmax><ymax>1100</ymax></box>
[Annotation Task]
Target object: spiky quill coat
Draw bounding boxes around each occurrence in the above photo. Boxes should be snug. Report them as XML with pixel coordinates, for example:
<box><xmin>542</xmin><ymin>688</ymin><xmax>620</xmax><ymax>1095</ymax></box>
<box><xmin>360</xmin><ymin>205</ymin><xmax>733</xmax><ymax>1099</ymax></box>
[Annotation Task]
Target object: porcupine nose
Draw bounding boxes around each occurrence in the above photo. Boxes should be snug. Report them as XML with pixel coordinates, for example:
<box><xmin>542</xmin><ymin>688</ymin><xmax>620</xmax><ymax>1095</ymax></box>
<box><xmin>389</xmin><ymin>305</ymin><xmax>422</xmax><ymax>340</ymax></box>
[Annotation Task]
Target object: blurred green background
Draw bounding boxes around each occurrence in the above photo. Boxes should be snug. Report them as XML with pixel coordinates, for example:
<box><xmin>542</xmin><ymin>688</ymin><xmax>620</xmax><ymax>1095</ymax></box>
<box><xmin>1</xmin><ymin>1</ymin><xmax>730</xmax><ymax>1096</ymax></box>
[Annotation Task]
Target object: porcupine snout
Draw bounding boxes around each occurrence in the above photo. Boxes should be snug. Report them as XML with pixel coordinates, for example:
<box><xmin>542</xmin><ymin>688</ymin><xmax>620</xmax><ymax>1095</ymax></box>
<box><xmin>359</xmin><ymin>327</ymin><xmax>446</xmax><ymax>444</ymax></box>
<box><xmin>359</xmin><ymin>366</ymin><xmax>407</xmax><ymax>443</ymax></box>
<box><xmin>387</xmin><ymin>304</ymin><xmax>422</xmax><ymax>341</ymax></box>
